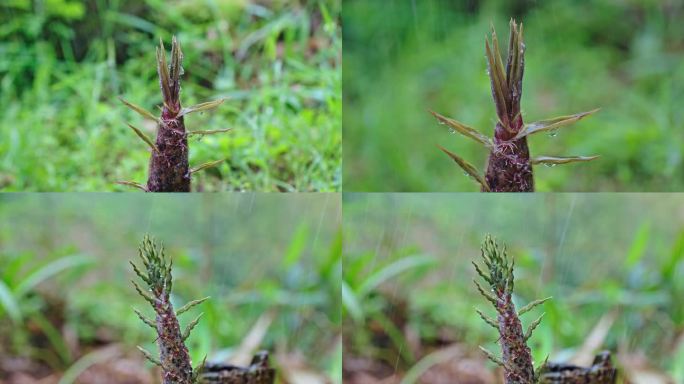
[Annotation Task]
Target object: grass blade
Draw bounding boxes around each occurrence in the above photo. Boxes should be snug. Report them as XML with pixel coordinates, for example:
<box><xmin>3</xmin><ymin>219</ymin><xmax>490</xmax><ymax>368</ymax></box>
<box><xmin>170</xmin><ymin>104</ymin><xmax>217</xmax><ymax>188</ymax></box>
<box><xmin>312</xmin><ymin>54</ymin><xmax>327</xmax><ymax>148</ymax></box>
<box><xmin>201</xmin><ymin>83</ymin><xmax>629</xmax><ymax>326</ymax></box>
<box><xmin>437</xmin><ymin>145</ymin><xmax>491</xmax><ymax>191</ymax></box>
<box><xmin>531</xmin><ymin>155</ymin><xmax>600</xmax><ymax>166</ymax></box>
<box><xmin>0</xmin><ymin>281</ymin><xmax>21</xmax><ymax>323</ymax></box>
<box><xmin>514</xmin><ymin>109</ymin><xmax>600</xmax><ymax>140</ymax></box>
<box><xmin>15</xmin><ymin>255</ymin><xmax>93</xmax><ymax>297</ymax></box>
<box><xmin>358</xmin><ymin>254</ymin><xmax>437</xmax><ymax>297</ymax></box>
<box><xmin>126</xmin><ymin>123</ymin><xmax>158</xmax><ymax>152</ymax></box>
<box><xmin>58</xmin><ymin>345</ymin><xmax>121</xmax><ymax>384</ymax></box>
<box><xmin>429</xmin><ymin>110</ymin><xmax>492</xmax><ymax>147</ymax></box>
<box><xmin>179</xmin><ymin>99</ymin><xmax>225</xmax><ymax>117</ymax></box>
<box><xmin>400</xmin><ymin>345</ymin><xmax>464</xmax><ymax>384</ymax></box>
<box><xmin>342</xmin><ymin>281</ymin><xmax>364</xmax><ymax>322</ymax></box>
<box><xmin>32</xmin><ymin>311</ymin><xmax>73</xmax><ymax>364</ymax></box>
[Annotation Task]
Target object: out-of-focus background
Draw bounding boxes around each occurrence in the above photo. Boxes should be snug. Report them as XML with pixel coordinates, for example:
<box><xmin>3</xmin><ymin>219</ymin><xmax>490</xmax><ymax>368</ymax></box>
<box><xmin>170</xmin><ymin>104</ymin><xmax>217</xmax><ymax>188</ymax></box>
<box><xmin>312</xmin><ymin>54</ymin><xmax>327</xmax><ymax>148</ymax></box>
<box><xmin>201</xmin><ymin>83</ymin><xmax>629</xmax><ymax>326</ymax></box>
<box><xmin>343</xmin><ymin>193</ymin><xmax>684</xmax><ymax>383</ymax></box>
<box><xmin>0</xmin><ymin>194</ymin><xmax>341</xmax><ymax>383</ymax></box>
<box><xmin>0</xmin><ymin>0</ymin><xmax>341</xmax><ymax>191</ymax></box>
<box><xmin>343</xmin><ymin>0</ymin><xmax>684</xmax><ymax>191</ymax></box>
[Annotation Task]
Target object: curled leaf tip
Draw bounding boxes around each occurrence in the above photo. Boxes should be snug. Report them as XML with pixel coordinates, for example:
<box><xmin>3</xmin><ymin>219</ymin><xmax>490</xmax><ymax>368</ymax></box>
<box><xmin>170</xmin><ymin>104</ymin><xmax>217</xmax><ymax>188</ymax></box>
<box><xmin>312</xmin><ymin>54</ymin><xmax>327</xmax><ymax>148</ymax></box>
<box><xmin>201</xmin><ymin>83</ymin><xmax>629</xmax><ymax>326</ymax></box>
<box><xmin>116</xmin><ymin>180</ymin><xmax>148</xmax><ymax>192</ymax></box>
<box><xmin>514</xmin><ymin>108</ymin><xmax>600</xmax><ymax>140</ymax></box>
<box><xmin>190</xmin><ymin>159</ymin><xmax>226</xmax><ymax>174</ymax></box>
<box><xmin>429</xmin><ymin>110</ymin><xmax>493</xmax><ymax>147</ymax></box>
<box><xmin>179</xmin><ymin>99</ymin><xmax>225</xmax><ymax>117</ymax></box>
<box><xmin>437</xmin><ymin>145</ymin><xmax>491</xmax><ymax>191</ymax></box>
<box><xmin>188</xmin><ymin>128</ymin><xmax>232</xmax><ymax>136</ymax></box>
<box><xmin>119</xmin><ymin>98</ymin><xmax>158</xmax><ymax>121</ymax></box>
<box><xmin>126</xmin><ymin>123</ymin><xmax>158</xmax><ymax>152</ymax></box>
<box><xmin>531</xmin><ymin>155</ymin><xmax>600</xmax><ymax>166</ymax></box>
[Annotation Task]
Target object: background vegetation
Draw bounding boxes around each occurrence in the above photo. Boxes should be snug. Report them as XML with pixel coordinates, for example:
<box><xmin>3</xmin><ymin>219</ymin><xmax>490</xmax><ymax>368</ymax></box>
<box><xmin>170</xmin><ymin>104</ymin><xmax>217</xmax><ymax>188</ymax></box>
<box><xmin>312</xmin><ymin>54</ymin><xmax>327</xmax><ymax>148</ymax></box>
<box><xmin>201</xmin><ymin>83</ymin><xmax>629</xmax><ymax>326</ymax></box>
<box><xmin>343</xmin><ymin>0</ymin><xmax>684</xmax><ymax>191</ymax></box>
<box><xmin>0</xmin><ymin>0</ymin><xmax>341</xmax><ymax>191</ymax></box>
<box><xmin>343</xmin><ymin>193</ymin><xmax>684</xmax><ymax>383</ymax></box>
<box><xmin>0</xmin><ymin>193</ymin><xmax>341</xmax><ymax>383</ymax></box>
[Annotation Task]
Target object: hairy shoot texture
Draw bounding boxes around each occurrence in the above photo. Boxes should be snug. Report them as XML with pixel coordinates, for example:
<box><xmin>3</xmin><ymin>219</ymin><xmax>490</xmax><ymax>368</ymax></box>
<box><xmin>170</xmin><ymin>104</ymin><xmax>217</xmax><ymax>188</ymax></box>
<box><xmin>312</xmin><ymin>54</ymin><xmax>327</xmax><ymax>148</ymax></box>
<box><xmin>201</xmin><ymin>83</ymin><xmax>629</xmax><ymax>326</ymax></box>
<box><xmin>473</xmin><ymin>235</ymin><xmax>551</xmax><ymax>384</ymax></box>
<box><xmin>119</xmin><ymin>36</ymin><xmax>230</xmax><ymax>192</ymax></box>
<box><xmin>433</xmin><ymin>19</ymin><xmax>599</xmax><ymax>192</ymax></box>
<box><xmin>131</xmin><ymin>235</ymin><xmax>208</xmax><ymax>384</ymax></box>
<box><xmin>473</xmin><ymin>235</ymin><xmax>618</xmax><ymax>384</ymax></box>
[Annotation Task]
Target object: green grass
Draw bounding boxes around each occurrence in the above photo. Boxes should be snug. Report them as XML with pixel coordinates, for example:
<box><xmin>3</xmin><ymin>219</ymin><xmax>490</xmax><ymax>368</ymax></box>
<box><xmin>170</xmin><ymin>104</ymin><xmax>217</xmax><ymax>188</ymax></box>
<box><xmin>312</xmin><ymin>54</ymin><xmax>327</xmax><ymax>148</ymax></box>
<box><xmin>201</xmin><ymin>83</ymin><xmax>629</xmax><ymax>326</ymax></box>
<box><xmin>343</xmin><ymin>0</ymin><xmax>684</xmax><ymax>191</ymax></box>
<box><xmin>343</xmin><ymin>193</ymin><xmax>684</xmax><ymax>381</ymax></box>
<box><xmin>0</xmin><ymin>0</ymin><xmax>341</xmax><ymax>191</ymax></box>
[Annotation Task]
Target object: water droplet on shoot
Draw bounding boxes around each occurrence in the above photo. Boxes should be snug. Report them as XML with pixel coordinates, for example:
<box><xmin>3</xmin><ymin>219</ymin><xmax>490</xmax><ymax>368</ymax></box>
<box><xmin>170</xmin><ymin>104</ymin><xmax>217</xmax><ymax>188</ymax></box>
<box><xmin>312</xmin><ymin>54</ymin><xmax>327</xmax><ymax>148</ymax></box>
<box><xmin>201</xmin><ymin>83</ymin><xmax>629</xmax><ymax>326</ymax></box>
<box><xmin>544</xmin><ymin>163</ymin><xmax>556</xmax><ymax>168</ymax></box>
<box><xmin>449</xmin><ymin>128</ymin><xmax>456</xmax><ymax>134</ymax></box>
<box><xmin>547</xmin><ymin>130</ymin><xmax>558</xmax><ymax>137</ymax></box>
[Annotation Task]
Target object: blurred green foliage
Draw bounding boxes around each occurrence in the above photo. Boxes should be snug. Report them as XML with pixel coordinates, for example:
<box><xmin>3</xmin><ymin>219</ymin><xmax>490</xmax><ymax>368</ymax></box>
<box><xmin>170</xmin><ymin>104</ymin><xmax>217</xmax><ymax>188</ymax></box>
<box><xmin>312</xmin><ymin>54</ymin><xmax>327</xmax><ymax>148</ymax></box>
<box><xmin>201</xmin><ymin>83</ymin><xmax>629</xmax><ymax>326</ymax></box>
<box><xmin>343</xmin><ymin>0</ymin><xmax>684</xmax><ymax>191</ymax></box>
<box><xmin>0</xmin><ymin>0</ymin><xmax>341</xmax><ymax>191</ymax></box>
<box><xmin>343</xmin><ymin>193</ymin><xmax>684</xmax><ymax>381</ymax></box>
<box><xmin>0</xmin><ymin>193</ymin><xmax>341</xmax><ymax>382</ymax></box>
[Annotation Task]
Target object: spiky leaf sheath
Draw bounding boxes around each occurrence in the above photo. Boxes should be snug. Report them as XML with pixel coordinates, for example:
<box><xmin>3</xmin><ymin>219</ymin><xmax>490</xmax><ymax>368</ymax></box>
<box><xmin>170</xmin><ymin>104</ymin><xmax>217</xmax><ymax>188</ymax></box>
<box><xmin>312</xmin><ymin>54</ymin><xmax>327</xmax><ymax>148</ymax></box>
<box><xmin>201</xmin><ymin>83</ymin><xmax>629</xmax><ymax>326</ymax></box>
<box><xmin>119</xmin><ymin>37</ymin><xmax>228</xmax><ymax>192</ymax></box>
<box><xmin>131</xmin><ymin>235</ymin><xmax>207</xmax><ymax>384</ymax></box>
<box><xmin>474</xmin><ymin>235</ymin><xmax>550</xmax><ymax>384</ymax></box>
<box><xmin>149</xmin><ymin>37</ymin><xmax>191</xmax><ymax>192</ymax></box>
<box><xmin>432</xmin><ymin>20</ymin><xmax>599</xmax><ymax>192</ymax></box>
<box><xmin>483</xmin><ymin>20</ymin><xmax>534</xmax><ymax>192</ymax></box>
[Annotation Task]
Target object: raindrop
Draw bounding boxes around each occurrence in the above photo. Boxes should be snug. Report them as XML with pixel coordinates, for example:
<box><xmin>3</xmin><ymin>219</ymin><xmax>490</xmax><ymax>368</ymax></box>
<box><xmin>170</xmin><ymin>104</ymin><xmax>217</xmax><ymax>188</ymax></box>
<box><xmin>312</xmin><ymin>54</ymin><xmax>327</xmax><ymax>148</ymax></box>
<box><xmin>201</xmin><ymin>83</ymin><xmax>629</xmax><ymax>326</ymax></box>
<box><xmin>544</xmin><ymin>163</ymin><xmax>556</xmax><ymax>168</ymax></box>
<box><xmin>547</xmin><ymin>130</ymin><xmax>558</xmax><ymax>138</ymax></box>
<box><xmin>438</xmin><ymin>121</ymin><xmax>446</xmax><ymax>125</ymax></box>
<box><xmin>449</xmin><ymin>128</ymin><xmax>457</xmax><ymax>134</ymax></box>
<box><xmin>463</xmin><ymin>171</ymin><xmax>471</xmax><ymax>177</ymax></box>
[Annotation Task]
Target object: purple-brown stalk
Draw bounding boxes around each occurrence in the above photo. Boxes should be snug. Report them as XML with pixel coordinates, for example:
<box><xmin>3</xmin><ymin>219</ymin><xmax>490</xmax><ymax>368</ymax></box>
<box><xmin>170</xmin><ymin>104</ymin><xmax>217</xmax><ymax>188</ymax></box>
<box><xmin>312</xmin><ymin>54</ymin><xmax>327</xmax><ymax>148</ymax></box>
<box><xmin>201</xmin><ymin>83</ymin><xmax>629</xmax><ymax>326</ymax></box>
<box><xmin>149</xmin><ymin>37</ymin><xmax>190</xmax><ymax>192</ymax></box>
<box><xmin>473</xmin><ymin>235</ymin><xmax>551</xmax><ymax>383</ymax></box>
<box><xmin>131</xmin><ymin>235</ymin><xmax>209</xmax><ymax>383</ymax></box>
<box><xmin>119</xmin><ymin>37</ymin><xmax>229</xmax><ymax>192</ymax></box>
<box><xmin>432</xmin><ymin>19</ymin><xmax>599</xmax><ymax>192</ymax></box>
